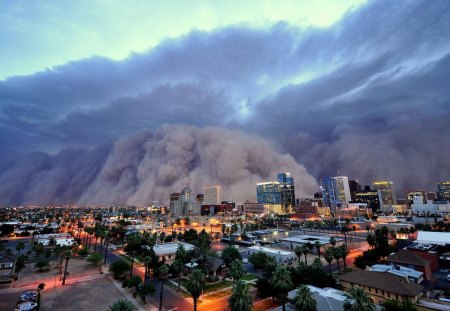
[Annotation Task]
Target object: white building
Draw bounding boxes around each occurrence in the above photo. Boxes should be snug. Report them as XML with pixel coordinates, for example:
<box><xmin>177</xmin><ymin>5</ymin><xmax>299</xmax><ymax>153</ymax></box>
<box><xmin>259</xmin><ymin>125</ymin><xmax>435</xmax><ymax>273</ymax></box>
<box><xmin>170</xmin><ymin>186</ymin><xmax>202</xmax><ymax>217</ymax></box>
<box><xmin>246</xmin><ymin>245</ymin><xmax>295</xmax><ymax>264</ymax></box>
<box><xmin>416</xmin><ymin>231</ymin><xmax>450</xmax><ymax>246</ymax></box>
<box><xmin>334</xmin><ymin>176</ymin><xmax>352</xmax><ymax>205</ymax></box>
<box><xmin>411</xmin><ymin>196</ymin><xmax>450</xmax><ymax>215</ymax></box>
<box><xmin>151</xmin><ymin>242</ymin><xmax>195</xmax><ymax>264</ymax></box>
<box><xmin>369</xmin><ymin>264</ymin><xmax>423</xmax><ymax>284</ymax></box>
<box><xmin>204</xmin><ymin>185</ymin><xmax>222</xmax><ymax>205</ymax></box>
<box><xmin>280</xmin><ymin>235</ymin><xmax>342</xmax><ymax>252</ymax></box>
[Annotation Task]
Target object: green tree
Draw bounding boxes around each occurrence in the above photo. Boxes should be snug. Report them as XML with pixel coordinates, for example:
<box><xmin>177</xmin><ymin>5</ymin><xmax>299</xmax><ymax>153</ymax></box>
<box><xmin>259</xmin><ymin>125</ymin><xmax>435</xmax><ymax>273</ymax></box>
<box><xmin>16</xmin><ymin>242</ymin><xmax>25</xmax><ymax>256</ymax></box>
<box><xmin>314</xmin><ymin>241</ymin><xmax>322</xmax><ymax>260</ymax></box>
<box><xmin>366</xmin><ymin>234</ymin><xmax>376</xmax><ymax>249</ymax></box>
<box><xmin>230</xmin><ymin>259</ymin><xmax>245</xmax><ymax>282</ymax></box>
<box><xmin>109</xmin><ymin>299</ymin><xmax>136</xmax><ymax>311</ymax></box>
<box><xmin>271</xmin><ymin>266</ymin><xmax>293</xmax><ymax>311</ymax></box>
<box><xmin>229</xmin><ymin>280</ymin><xmax>253</xmax><ymax>311</ymax></box>
<box><xmin>340</xmin><ymin>245</ymin><xmax>349</xmax><ymax>270</ymax></box>
<box><xmin>158</xmin><ymin>264</ymin><xmax>169</xmax><ymax>311</ymax></box>
<box><xmin>292</xmin><ymin>284</ymin><xmax>317</xmax><ymax>311</ymax></box>
<box><xmin>174</xmin><ymin>245</ymin><xmax>186</xmax><ymax>291</ymax></box>
<box><xmin>329</xmin><ymin>237</ymin><xmax>336</xmax><ymax>248</ymax></box>
<box><xmin>301</xmin><ymin>245</ymin><xmax>309</xmax><ymax>266</ymax></box>
<box><xmin>344</xmin><ymin>286</ymin><xmax>375</xmax><ymax>311</ymax></box>
<box><xmin>15</xmin><ymin>255</ymin><xmax>27</xmax><ymax>279</ymax></box>
<box><xmin>110</xmin><ymin>260</ymin><xmax>130</xmax><ymax>279</ymax></box>
<box><xmin>381</xmin><ymin>299</ymin><xmax>417</xmax><ymax>311</ymax></box>
<box><xmin>222</xmin><ymin>246</ymin><xmax>242</xmax><ymax>266</ymax></box>
<box><xmin>294</xmin><ymin>246</ymin><xmax>303</xmax><ymax>262</ymax></box>
<box><xmin>333</xmin><ymin>247</ymin><xmax>341</xmax><ymax>273</ymax></box>
<box><xmin>324</xmin><ymin>248</ymin><xmax>334</xmax><ymax>275</ymax></box>
<box><xmin>87</xmin><ymin>253</ymin><xmax>103</xmax><ymax>267</ymax></box>
<box><xmin>35</xmin><ymin>259</ymin><xmax>50</xmax><ymax>272</ymax></box>
<box><xmin>186</xmin><ymin>269</ymin><xmax>205</xmax><ymax>311</ymax></box>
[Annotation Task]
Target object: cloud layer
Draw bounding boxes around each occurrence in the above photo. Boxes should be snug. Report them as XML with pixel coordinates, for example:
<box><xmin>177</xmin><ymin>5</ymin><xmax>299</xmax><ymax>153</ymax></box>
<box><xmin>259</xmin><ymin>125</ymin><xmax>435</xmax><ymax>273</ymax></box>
<box><xmin>0</xmin><ymin>0</ymin><xmax>449</xmax><ymax>204</ymax></box>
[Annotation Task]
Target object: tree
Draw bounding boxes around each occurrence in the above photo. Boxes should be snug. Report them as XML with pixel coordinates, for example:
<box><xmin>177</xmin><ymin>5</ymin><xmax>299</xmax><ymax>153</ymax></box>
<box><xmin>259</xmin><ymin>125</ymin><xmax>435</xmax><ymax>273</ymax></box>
<box><xmin>294</xmin><ymin>246</ymin><xmax>303</xmax><ymax>262</ymax></box>
<box><xmin>230</xmin><ymin>259</ymin><xmax>245</xmax><ymax>282</ymax></box>
<box><xmin>329</xmin><ymin>237</ymin><xmax>336</xmax><ymax>248</ymax></box>
<box><xmin>222</xmin><ymin>246</ymin><xmax>242</xmax><ymax>266</ymax></box>
<box><xmin>292</xmin><ymin>284</ymin><xmax>317</xmax><ymax>311</ymax></box>
<box><xmin>174</xmin><ymin>245</ymin><xmax>186</xmax><ymax>291</ymax></box>
<box><xmin>301</xmin><ymin>245</ymin><xmax>309</xmax><ymax>266</ymax></box>
<box><xmin>35</xmin><ymin>259</ymin><xmax>50</xmax><ymax>272</ymax></box>
<box><xmin>15</xmin><ymin>255</ymin><xmax>27</xmax><ymax>279</ymax></box>
<box><xmin>344</xmin><ymin>286</ymin><xmax>375</xmax><ymax>311</ymax></box>
<box><xmin>314</xmin><ymin>241</ymin><xmax>322</xmax><ymax>260</ymax></box>
<box><xmin>136</xmin><ymin>284</ymin><xmax>155</xmax><ymax>304</ymax></box>
<box><xmin>16</xmin><ymin>242</ymin><xmax>25</xmax><ymax>257</ymax></box>
<box><xmin>248</xmin><ymin>252</ymin><xmax>269</xmax><ymax>270</ymax></box>
<box><xmin>381</xmin><ymin>299</ymin><xmax>417</xmax><ymax>311</ymax></box>
<box><xmin>126</xmin><ymin>275</ymin><xmax>143</xmax><ymax>294</ymax></box>
<box><xmin>339</xmin><ymin>245</ymin><xmax>349</xmax><ymax>269</ymax></box>
<box><xmin>324</xmin><ymin>248</ymin><xmax>334</xmax><ymax>275</ymax></box>
<box><xmin>62</xmin><ymin>250</ymin><xmax>71</xmax><ymax>285</ymax></box>
<box><xmin>186</xmin><ymin>269</ymin><xmax>205</xmax><ymax>311</ymax></box>
<box><xmin>271</xmin><ymin>266</ymin><xmax>293</xmax><ymax>311</ymax></box>
<box><xmin>158</xmin><ymin>264</ymin><xmax>169</xmax><ymax>311</ymax></box>
<box><xmin>229</xmin><ymin>280</ymin><xmax>253</xmax><ymax>311</ymax></box>
<box><xmin>87</xmin><ymin>253</ymin><xmax>103</xmax><ymax>267</ymax></box>
<box><xmin>366</xmin><ymin>234</ymin><xmax>376</xmax><ymax>249</ymax></box>
<box><xmin>110</xmin><ymin>260</ymin><xmax>130</xmax><ymax>279</ymax></box>
<box><xmin>333</xmin><ymin>247</ymin><xmax>341</xmax><ymax>273</ymax></box>
<box><xmin>109</xmin><ymin>299</ymin><xmax>136</xmax><ymax>311</ymax></box>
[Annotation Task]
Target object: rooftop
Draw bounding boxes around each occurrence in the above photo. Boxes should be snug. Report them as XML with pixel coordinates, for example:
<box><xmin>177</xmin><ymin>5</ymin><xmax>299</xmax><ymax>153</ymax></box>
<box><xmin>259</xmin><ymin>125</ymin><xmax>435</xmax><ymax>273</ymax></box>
<box><xmin>248</xmin><ymin>245</ymin><xmax>294</xmax><ymax>256</ymax></box>
<box><xmin>339</xmin><ymin>270</ymin><xmax>423</xmax><ymax>297</ymax></box>
<box><xmin>153</xmin><ymin>242</ymin><xmax>194</xmax><ymax>255</ymax></box>
<box><xmin>282</xmin><ymin>235</ymin><xmax>342</xmax><ymax>245</ymax></box>
<box><xmin>387</xmin><ymin>249</ymin><xmax>430</xmax><ymax>267</ymax></box>
<box><xmin>370</xmin><ymin>264</ymin><xmax>423</xmax><ymax>280</ymax></box>
<box><xmin>417</xmin><ymin>231</ymin><xmax>450</xmax><ymax>246</ymax></box>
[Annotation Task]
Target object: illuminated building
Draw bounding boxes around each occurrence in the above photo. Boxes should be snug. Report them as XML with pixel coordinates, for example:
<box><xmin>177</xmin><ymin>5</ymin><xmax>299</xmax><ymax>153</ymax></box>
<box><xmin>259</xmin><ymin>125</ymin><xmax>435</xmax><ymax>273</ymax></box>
<box><xmin>257</xmin><ymin>182</ymin><xmax>281</xmax><ymax>204</ymax></box>
<box><xmin>373</xmin><ymin>181</ymin><xmax>397</xmax><ymax>206</ymax></box>
<box><xmin>257</xmin><ymin>172</ymin><xmax>296</xmax><ymax>214</ymax></box>
<box><xmin>277</xmin><ymin>172</ymin><xmax>296</xmax><ymax>213</ymax></box>
<box><xmin>351</xmin><ymin>186</ymin><xmax>380</xmax><ymax>212</ymax></box>
<box><xmin>437</xmin><ymin>181</ymin><xmax>450</xmax><ymax>202</ymax></box>
<box><xmin>406</xmin><ymin>190</ymin><xmax>426</xmax><ymax>206</ymax></box>
<box><xmin>169</xmin><ymin>185</ymin><xmax>202</xmax><ymax>217</ymax></box>
<box><xmin>320</xmin><ymin>176</ymin><xmax>351</xmax><ymax>207</ymax></box>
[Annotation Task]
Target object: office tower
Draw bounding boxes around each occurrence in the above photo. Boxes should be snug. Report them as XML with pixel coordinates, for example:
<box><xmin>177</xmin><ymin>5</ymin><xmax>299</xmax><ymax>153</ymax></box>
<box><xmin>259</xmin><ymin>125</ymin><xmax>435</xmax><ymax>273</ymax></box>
<box><xmin>321</xmin><ymin>176</ymin><xmax>351</xmax><ymax>207</ymax></box>
<box><xmin>373</xmin><ymin>181</ymin><xmax>397</xmax><ymax>206</ymax></box>
<box><xmin>349</xmin><ymin>180</ymin><xmax>362</xmax><ymax>201</ymax></box>
<box><xmin>204</xmin><ymin>185</ymin><xmax>222</xmax><ymax>205</ymax></box>
<box><xmin>352</xmin><ymin>188</ymin><xmax>380</xmax><ymax>212</ymax></box>
<box><xmin>334</xmin><ymin>176</ymin><xmax>352</xmax><ymax>205</ymax></box>
<box><xmin>277</xmin><ymin>172</ymin><xmax>296</xmax><ymax>213</ymax></box>
<box><xmin>257</xmin><ymin>182</ymin><xmax>281</xmax><ymax>204</ymax></box>
<box><xmin>437</xmin><ymin>181</ymin><xmax>450</xmax><ymax>201</ymax></box>
<box><xmin>406</xmin><ymin>190</ymin><xmax>426</xmax><ymax>206</ymax></box>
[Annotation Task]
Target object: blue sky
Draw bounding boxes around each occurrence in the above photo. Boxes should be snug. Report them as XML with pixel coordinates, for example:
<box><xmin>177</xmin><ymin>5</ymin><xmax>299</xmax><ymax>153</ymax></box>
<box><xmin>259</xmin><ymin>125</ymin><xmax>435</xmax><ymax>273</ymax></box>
<box><xmin>0</xmin><ymin>0</ymin><xmax>449</xmax><ymax>205</ymax></box>
<box><xmin>0</xmin><ymin>0</ymin><xmax>365</xmax><ymax>79</ymax></box>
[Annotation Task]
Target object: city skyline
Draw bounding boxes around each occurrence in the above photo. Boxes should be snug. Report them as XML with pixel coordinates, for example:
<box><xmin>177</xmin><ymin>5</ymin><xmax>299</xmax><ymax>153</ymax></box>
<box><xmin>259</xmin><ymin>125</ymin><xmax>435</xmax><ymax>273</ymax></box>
<box><xmin>0</xmin><ymin>0</ymin><xmax>449</xmax><ymax>205</ymax></box>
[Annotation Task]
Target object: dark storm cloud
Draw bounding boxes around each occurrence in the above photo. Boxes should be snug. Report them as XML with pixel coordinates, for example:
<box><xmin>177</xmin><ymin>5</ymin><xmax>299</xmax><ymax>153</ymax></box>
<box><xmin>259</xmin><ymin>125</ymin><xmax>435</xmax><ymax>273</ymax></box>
<box><xmin>0</xmin><ymin>0</ymin><xmax>449</xmax><ymax>204</ymax></box>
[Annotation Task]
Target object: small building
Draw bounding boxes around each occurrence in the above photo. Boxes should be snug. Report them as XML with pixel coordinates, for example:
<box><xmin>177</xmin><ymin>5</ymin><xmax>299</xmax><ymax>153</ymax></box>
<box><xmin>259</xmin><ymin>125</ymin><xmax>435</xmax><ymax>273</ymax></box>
<box><xmin>339</xmin><ymin>270</ymin><xmax>423</xmax><ymax>305</ymax></box>
<box><xmin>273</xmin><ymin>285</ymin><xmax>346</xmax><ymax>311</ymax></box>
<box><xmin>152</xmin><ymin>242</ymin><xmax>194</xmax><ymax>264</ymax></box>
<box><xmin>280</xmin><ymin>235</ymin><xmax>342</xmax><ymax>252</ymax></box>
<box><xmin>0</xmin><ymin>258</ymin><xmax>15</xmax><ymax>285</ymax></box>
<box><xmin>386</xmin><ymin>249</ymin><xmax>433</xmax><ymax>280</ymax></box>
<box><xmin>369</xmin><ymin>264</ymin><xmax>423</xmax><ymax>284</ymax></box>
<box><xmin>247</xmin><ymin>245</ymin><xmax>295</xmax><ymax>264</ymax></box>
<box><xmin>206</xmin><ymin>255</ymin><xmax>228</xmax><ymax>277</ymax></box>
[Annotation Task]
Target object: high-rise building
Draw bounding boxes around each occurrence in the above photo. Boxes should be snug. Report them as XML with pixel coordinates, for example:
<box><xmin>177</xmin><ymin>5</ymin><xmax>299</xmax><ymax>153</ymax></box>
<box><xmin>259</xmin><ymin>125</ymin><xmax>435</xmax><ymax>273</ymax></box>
<box><xmin>257</xmin><ymin>182</ymin><xmax>281</xmax><ymax>204</ymax></box>
<box><xmin>320</xmin><ymin>176</ymin><xmax>351</xmax><ymax>207</ymax></box>
<box><xmin>437</xmin><ymin>181</ymin><xmax>450</xmax><ymax>202</ymax></box>
<box><xmin>277</xmin><ymin>172</ymin><xmax>296</xmax><ymax>213</ymax></box>
<box><xmin>204</xmin><ymin>185</ymin><xmax>222</xmax><ymax>205</ymax></box>
<box><xmin>373</xmin><ymin>181</ymin><xmax>397</xmax><ymax>206</ymax></box>
<box><xmin>406</xmin><ymin>190</ymin><xmax>426</xmax><ymax>206</ymax></box>
<box><xmin>351</xmin><ymin>186</ymin><xmax>380</xmax><ymax>212</ymax></box>
<box><xmin>349</xmin><ymin>180</ymin><xmax>362</xmax><ymax>201</ymax></box>
<box><xmin>170</xmin><ymin>185</ymin><xmax>202</xmax><ymax>217</ymax></box>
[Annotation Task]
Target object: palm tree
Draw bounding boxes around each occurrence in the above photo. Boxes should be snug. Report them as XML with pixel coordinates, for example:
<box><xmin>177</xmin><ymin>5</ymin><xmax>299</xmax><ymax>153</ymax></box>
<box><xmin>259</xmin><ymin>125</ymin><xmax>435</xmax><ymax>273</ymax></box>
<box><xmin>329</xmin><ymin>237</ymin><xmax>336</xmax><ymax>248</ymax></box>
<box><xmin>333</xmin><ymin>247</ymin><xmax>341</xmax><ymax>273</ymax></box>
<box><xmin>344</xmin><ymin>286</ymin><xmax>375</xmax><ymax>311</ymax></box>
<box><xmin>158</xmin><ymin>264</ymin><xmax>169</xmax><ymax>311</ymax></box>
<box><xmin>324</xmin><ymin>248</ymin><xmax>334</xmax><ymax>275</ymax></box>
<box><xmin>230</xmin><ymin>259</ymin><xmax>245</xmax><ymax>282</ymax></box>
<box><xmin>109</xmin><ymin>299</ymin><xmax>136</xmax><ymax>311</ymax></box>
<box><xmin>314</xmin><ymin>241</ymin><xmax>321</xmax><ymax>260</ymax></box>
<box><xmin>340</xmin><ymin>245</ymin><xmax>349</xmax><ymax>270</ymax></box>
<box><xmin>294</xmin><ymin>246</ymin><xmax>303</xmax><ymax>262</ymax></box>
<box><xmin>301</xmin><ymin>245</ymin><xmax>309</xmax><ymax>266</ymax></box>
<box><xmin>271</xmin><ymin>266</ymin><xmax>293</xmax><ymax>311</ymax></box>
<box><xmin>16</xmin><ymin>242</ymin><xmax>25</xmax><ymax>257</ymax></box>
<box><xmin>229</xmin><ymin>280</ymin><xmax>253</xmax><ymax>311</ymax></box>
<box><xmin>186</xmin><ymin>269</ymin><xmax>205</xmax><ymax>311</ymax></box>
<box><xmin>62</xmin><ymin>250</ymin><xmax>71</xmax><ymax>285</ymax></box>
<box><xmin>175</xmin><ymin>245</ymin><xmax>186</xmax><ymax>291</ymax></box>
<box><xmin>366</xmin><ymin>234</ymin><xmax>376</xmax><ymax>249</ymax></box>
<box><xmin>293</xmin><ymin>284</ymin><xmax>317</xmax><ymax>311</ymax></box>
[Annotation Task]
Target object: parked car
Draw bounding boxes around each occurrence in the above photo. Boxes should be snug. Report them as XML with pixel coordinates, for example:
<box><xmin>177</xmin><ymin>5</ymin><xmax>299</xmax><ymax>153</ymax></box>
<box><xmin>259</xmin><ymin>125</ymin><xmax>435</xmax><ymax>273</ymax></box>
<box><xmin>20</xmin><ymin>291</ymin><xmax>37</xmax><ymax>301</ymax></box>
<box><xmin>242</xmin><ymin>258</ymin><xmax>249</xmax><ymax>264</ymax></box>
<box><xmin>447</xmin><ymin>274</ymin><xmax>450</xmax><ymax>281</ymax></box>
<box><xmin>15</xmin><ymin>301</ymin><xmax>38</xmax><ymax>311</ymax></box>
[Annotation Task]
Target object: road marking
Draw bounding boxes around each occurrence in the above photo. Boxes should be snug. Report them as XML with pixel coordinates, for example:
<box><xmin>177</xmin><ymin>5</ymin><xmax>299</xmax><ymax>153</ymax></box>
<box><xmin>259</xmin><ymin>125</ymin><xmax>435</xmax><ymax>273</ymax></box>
<box><xmin>168</xmin><ymin>308</ymin><xmax>178</xmax><ymax>311</ymax></box>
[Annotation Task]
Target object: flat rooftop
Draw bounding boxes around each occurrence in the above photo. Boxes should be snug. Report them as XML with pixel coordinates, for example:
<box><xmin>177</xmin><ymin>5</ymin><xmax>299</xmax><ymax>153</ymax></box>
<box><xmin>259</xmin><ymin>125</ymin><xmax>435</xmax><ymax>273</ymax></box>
<box><xmin>281</xmin><ymin>235</ymin><xmax>342</xmax><ymax>245</ymax></box>
<box><xmin>248</xmin><ymin>245</ymin><xmax>294</xmax><ymax>256</ymax></box>
<box><xmin>153</xmin><ymin>242</ymin><xmax>194</xmax><ymax>255</ymax></box>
